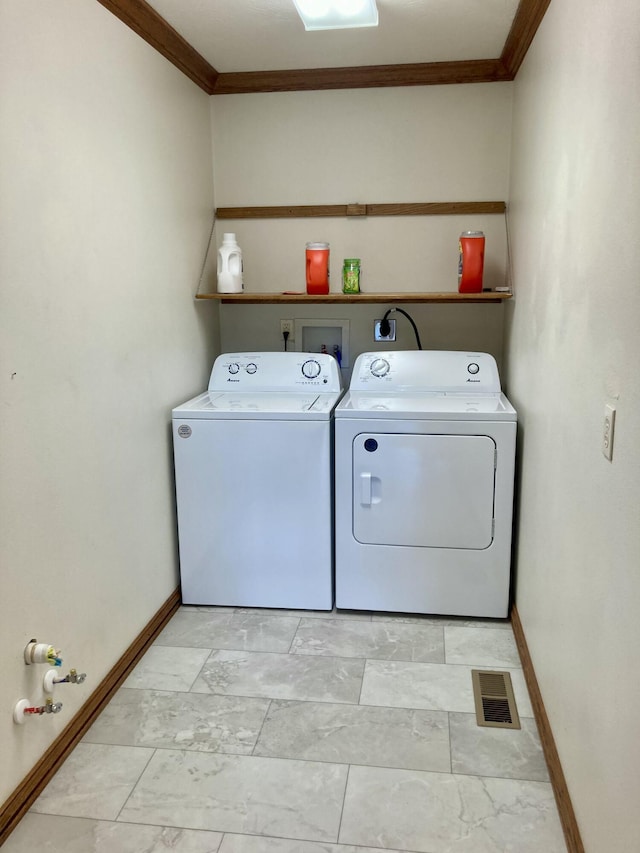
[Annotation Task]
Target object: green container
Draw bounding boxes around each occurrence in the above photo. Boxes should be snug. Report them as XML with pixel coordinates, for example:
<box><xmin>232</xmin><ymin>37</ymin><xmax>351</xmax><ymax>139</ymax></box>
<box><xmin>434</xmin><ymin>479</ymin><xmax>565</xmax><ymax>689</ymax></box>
<box><xmin>342</xmin><ymin>258</ymin><xmax>361</xmax><ymax>293</ymax></box>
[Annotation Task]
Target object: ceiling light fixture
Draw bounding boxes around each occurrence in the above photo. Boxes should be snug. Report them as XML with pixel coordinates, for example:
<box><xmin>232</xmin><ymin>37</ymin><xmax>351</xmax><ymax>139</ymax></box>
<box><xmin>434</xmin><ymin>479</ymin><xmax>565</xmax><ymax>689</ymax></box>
<box><xmin>293</xmin><ymin>0</ymin><xmax>378</xmax><ymax>31</ymax></box>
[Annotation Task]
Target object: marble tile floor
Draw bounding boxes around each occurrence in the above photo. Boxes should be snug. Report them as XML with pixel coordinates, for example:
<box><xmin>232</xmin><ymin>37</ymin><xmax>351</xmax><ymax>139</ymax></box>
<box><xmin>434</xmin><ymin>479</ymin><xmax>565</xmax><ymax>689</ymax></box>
<box><xmin>5</xmin><ymin>606</ymin><xmax>567</xmax><ymax>853</ymax></box>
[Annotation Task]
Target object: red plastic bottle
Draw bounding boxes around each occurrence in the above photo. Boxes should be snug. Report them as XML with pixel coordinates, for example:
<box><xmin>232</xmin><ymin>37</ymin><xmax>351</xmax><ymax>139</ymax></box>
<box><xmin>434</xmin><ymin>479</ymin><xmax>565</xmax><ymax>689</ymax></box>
<box><xmin>458</xmin><ymin>231</ymin><xmax>485</xmax><ymax>293</ymax></box>
<box><xmin>306</xmin><ymin>242</ymin><xmax>330</xmax><ymax>295</ymax></box>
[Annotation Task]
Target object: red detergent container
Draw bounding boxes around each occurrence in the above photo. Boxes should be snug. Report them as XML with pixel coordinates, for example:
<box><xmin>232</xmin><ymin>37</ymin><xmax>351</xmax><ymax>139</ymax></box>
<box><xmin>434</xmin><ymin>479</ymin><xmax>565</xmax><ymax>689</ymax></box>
<box><xmin>306</xmin><ymin>242</ymin><xmax>330</xmax><ymax>295</ymax></box>
<box><xmin>458</xmin><ymin>231</ymin><xmax>485</xmax><ymax>293</ymax></box>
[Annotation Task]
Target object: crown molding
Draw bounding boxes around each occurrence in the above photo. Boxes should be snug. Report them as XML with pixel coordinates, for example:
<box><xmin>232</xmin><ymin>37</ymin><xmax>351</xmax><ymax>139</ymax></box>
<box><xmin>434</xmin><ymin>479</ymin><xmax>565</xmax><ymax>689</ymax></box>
<box><xmin>501</xmin><ymin>0</ymin><xmax>553</xmax><ymax>77</ymax></box>
<box><xmin>212</xmin><ymin>58</ymin><xmax>511</xmax><ymax>95</ymax></box>
<box><xmin>97</xmin><ymin>0</ymin><xmax>551</xmax><ymax>95</ymax></box>
<box><xmin>96</xmin><ymin>0</ymin><xmax>218</xmax><ymax>93</ymax></box>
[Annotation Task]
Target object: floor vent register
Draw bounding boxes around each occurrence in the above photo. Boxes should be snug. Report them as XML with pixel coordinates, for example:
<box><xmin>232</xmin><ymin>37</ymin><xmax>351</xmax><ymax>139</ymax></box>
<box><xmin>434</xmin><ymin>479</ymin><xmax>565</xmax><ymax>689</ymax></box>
<box><xmin>472</xmin><ymin>670</ymin><xmax>521</xmax><ymax>729</ymax></box>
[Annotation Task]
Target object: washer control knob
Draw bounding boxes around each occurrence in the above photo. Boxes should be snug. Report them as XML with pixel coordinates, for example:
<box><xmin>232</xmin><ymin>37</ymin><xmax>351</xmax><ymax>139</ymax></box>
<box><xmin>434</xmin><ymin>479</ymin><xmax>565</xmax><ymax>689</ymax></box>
<box><xmin>370</xmin><ymin>358</ymin><xmax>391</xmax><ymax>378</ymax></box>
<box><xmin>302</xmin><ymin>359</ymin><xmax>321</xmax><ymax>379</ymax></box>
<box><xmin>245</xmin><ymin>363</ymin><xmax>257</xmax><ymax>374</ymax></box>
<box><xmin>228</xmin><ymin>363</ymin><xmax>240</xmax><ymax>375</ymax></box>
<box><xmin>467</xmin><ymin>362</ymin><xmax>480</xmax><ymax>375</ymax></box>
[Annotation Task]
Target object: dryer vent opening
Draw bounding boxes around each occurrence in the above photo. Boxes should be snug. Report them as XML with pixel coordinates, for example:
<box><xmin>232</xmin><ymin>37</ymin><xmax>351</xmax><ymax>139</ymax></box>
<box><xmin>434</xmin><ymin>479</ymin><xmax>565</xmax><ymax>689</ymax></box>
<box><xmin>471</xmin><ymin>670</ymin><xmax>521</xmax><ymax>729</ymax></box>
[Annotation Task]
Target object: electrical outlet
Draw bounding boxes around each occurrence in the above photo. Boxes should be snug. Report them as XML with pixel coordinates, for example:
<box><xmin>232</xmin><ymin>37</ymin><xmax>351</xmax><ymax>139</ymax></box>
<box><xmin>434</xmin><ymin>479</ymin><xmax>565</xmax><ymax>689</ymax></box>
<box><xmin>602</xmin><ymin>403</ymin><xmax>616</xmax><ymax>460</ymax></box>
<box><xmin>374</xmin><ymin>319</ymin><xmax>396</xmax><ymax>342</ymax></box>
<box><xmin>280</xmin><ymin>319</ymin><xmax>294</xmax><ymax>340</ymax></box>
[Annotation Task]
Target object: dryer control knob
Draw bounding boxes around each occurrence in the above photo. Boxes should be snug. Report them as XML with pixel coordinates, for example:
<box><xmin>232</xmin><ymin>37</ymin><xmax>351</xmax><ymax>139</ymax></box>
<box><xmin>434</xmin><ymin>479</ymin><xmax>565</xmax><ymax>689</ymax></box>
<box><xmin>370</xmin><ymin>358</ymin><xmax>391</xmax><ymax>378</ymax></box>
<box><xmin>302</xmin><ymin>359</ymin><xmax>321</xmax><ymax>379</ymax></box>
<box><xmin>467</xmin><ymin>362</ymin><xmax>480</xmax><ymax>374</ymax></box>
<box><xmin>228</xmin><ymin>363</ymin><xmax>240</xmax><ymax>375</ymax></box>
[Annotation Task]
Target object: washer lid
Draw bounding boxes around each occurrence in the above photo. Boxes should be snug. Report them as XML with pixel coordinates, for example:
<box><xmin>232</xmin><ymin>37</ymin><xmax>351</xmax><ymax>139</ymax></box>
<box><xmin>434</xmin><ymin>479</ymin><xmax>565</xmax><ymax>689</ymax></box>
<box><xmin>173</xmin><ymin>390</ymin><xmax>342</xmax><ymax>420</ymax></box>
<box><xmin>335</xmin><ymin>390</ymin><xmax>516</xmax><ymax>421</ymax></box>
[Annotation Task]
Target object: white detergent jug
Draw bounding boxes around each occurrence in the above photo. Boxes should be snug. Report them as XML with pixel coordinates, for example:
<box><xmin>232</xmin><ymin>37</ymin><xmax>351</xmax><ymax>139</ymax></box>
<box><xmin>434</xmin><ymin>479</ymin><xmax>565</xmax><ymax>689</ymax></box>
<box><xmin>217</xmin><ymin>233</ymin><xmax>243</xmax><ymax>293</ymax></box>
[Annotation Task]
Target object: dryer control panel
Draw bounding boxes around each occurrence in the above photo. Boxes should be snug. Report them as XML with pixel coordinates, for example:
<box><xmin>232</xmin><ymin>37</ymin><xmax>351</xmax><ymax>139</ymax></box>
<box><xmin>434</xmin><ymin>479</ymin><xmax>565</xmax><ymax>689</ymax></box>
<box><xmin>208</xmin><ymin>351</ymin><xmax>342</xmax><ymax>392</ymax></box>
<box><xmin>350</xmin><ymin>351</ymin><xmax>502</xmax><ymax>393</ymax></box>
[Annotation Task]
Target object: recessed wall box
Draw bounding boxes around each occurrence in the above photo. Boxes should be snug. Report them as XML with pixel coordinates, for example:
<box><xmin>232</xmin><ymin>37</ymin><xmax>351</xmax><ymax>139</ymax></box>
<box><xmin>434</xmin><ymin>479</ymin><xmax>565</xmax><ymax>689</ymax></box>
<box><xmin>294</xmin><ymin>319</ymin><xmax>350</xmax><ymax>368</ymax></box>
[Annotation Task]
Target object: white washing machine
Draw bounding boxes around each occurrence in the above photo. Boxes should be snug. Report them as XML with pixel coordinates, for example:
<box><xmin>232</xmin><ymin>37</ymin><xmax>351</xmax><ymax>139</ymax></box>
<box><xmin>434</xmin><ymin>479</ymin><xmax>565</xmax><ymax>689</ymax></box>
<box><xmin>334</xmin><ymin>351</ymin><xmax>516</xmax><ymax>618</ymax></box>
<box><xmin>172</xmin><ymin>352</ymin><xmax>342</xmax><ymax>609</ymax></box>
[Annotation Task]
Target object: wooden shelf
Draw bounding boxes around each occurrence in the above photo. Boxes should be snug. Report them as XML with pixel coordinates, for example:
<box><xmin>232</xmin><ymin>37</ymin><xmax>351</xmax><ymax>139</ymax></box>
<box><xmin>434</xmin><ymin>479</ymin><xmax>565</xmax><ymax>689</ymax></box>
<box><xmin>196</xmin><ymin>292</ymin><xmax>511</xmax><ymax>305</ymax></box>
<box><xmin>204</xmin><ymin>203</ymin><xmax>509</xmax><ymax>304</ymax></box>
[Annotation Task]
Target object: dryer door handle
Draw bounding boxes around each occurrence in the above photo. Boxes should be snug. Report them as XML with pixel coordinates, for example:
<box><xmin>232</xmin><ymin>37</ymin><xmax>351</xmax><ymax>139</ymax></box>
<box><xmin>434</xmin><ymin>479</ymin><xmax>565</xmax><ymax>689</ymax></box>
<box><xmin>360</xmin><ymin>472</ymin><xmax>372</xmax><ymax>505</ymax></box>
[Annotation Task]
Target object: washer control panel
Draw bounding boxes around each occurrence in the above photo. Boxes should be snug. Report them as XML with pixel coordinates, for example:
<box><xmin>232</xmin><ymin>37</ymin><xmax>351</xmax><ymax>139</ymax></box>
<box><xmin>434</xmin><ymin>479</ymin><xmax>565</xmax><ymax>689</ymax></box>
<box><xmin>209</xmin><ymin>352</ymin><xmax>342</xmax><ymax>392</ymax></box>
<box><xmin>350</xmin><ymin>351</ymin><xmax>501</xmax><ymax>393</ymax></box>
<box><xmin>301</xmin><ymin>358</ymin><xmax>322</xmax><ymax>379</ymax></box>
<box><xmin>370</xmin><ymin>358</ymin><xmax>391</xmax><ymax>378</ymax></box>
<box><xmin>226</xmin><ymin>360</ymin><xmax>258</xmax><ymax>376</ymax></box>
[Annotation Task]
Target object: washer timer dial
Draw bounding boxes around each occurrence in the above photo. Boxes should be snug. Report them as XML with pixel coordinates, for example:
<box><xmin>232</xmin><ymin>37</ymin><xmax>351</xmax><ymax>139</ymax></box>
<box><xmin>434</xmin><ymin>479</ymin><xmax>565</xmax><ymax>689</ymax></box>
<box><xmin>370</xmin><ymin>358</ymin><xmax>391</xmax><ymax>378</ymax></box>
<box><xmin>228</xmin><ymin>363</ymin><xmax>240</xmax><ymax>375</ymax></box>
<box><xmin>245</xmin><ymin>363</ymin><xmax>257</xmax><ymax>374</ymax></box>
<box><xmin>302</xmin><ymin>359</ymin><xmax>321</xmax><ymax>379</ymax></box>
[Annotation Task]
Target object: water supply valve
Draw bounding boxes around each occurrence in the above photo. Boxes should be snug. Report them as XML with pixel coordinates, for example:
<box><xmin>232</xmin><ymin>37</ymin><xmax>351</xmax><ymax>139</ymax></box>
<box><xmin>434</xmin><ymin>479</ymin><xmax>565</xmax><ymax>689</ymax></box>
<box><xmin>13</xmin><ymin>698</ymin><xmax>63</xmax><ymax>724</ymax></box>
<box><xmin>43</xmin><ymin>668</ymin><xmax>87</xmax><ymax>694</ymax></box>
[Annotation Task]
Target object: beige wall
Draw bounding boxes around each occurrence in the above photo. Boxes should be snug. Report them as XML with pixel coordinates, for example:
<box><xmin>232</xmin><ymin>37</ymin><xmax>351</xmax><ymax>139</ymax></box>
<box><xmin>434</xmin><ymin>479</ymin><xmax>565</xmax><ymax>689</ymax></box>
<box><xmin>211</xmin><ymin>85</ymin><xmax>513</xmax><ymax>366</ymax></box>
<box><xmin>219</xmin><ymin>302</ymin><xmax>506</xmax><ymax>382</ymax></box>
<box><xmin>0</xmin><ymin>0</ymin><xmax>219</xmax><ymax>803</ymax></box>
<box><xmin>505</xmin><ymin>0</ymin><xmax>640</xmax><ymax>849</ymax></box>
<box><xmin>9</xmin><ymin>3</ymin><xmax>637</xmax><ymax>844</ymax></box>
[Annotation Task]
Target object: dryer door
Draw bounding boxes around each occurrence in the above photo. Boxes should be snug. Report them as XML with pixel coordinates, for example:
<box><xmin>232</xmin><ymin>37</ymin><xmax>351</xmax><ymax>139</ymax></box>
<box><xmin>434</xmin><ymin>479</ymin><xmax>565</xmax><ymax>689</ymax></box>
<box><xmin>353</xmin><ymin>433</ymin><xmax>496</xmax><ymax>549</ymax></box>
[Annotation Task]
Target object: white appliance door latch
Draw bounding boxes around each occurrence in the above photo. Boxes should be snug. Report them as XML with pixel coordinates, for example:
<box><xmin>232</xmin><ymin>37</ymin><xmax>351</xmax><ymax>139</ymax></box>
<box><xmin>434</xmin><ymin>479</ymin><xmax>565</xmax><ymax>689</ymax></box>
<box><xmin>360</xmin><ymin>472</ymin><xmax>372</xmax><ymax>505</ymax></box>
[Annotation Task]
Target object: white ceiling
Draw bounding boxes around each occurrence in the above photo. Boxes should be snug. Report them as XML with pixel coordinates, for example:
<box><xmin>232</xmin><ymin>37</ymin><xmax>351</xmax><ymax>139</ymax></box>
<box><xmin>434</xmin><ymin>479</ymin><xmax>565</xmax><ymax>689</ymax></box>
<box><xmin>145</xmin><ymin>0</ymin><xmax>521</xmax><ymax>74</ymax></box>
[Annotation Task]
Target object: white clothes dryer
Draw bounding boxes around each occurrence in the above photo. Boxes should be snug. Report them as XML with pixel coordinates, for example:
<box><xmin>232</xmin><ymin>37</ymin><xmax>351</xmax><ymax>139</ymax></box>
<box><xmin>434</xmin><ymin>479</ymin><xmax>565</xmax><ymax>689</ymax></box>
<box><xmin>173</xmin><ymin>352</ymin><xmax>342</xmax><ymax>609</ymax></box>
<box><xmin>334</xmin><ymin>351</ymin><xmax>516</xmax><ymax>618</ymax></box>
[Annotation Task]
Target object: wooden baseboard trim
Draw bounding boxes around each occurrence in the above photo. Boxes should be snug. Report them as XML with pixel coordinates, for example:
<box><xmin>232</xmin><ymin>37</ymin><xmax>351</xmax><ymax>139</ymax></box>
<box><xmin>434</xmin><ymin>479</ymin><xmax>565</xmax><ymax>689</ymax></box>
<box><xmin>511</xmin><ymin>604</ymin><xmax>585</xmax><ymax>853</ymax></box>
<box><xmin>0</xmin><ymin>587</ymin><xmax>181</xmax><ymax>846</ymax></box>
